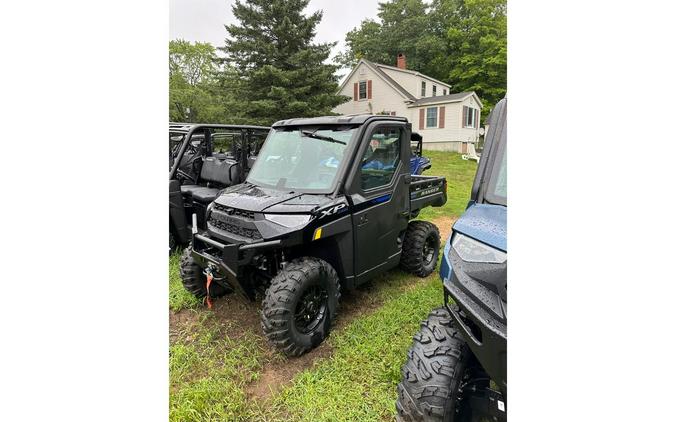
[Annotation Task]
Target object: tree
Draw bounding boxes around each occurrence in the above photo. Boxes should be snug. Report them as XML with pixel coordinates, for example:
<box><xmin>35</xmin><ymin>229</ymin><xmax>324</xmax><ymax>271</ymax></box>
<box><xmin>444</xmin><ymin>0</ymin><xmax>506</xmax><ymax>113</ymax></box>
<box><xmin>338</xmin><ymin>0</ymin><xmax>448</xmax><ymax>77</ymax></box>
<box><xmin>169</xmin><ymin>39</ymin><xmax>235</xmax><ymax>122</ymax></box>
<box><xmin>339</xmin><ymin>0</ymin><xmax>506</xmax><ymax>117</ymax></box>
<box><xmin>220</xmin><ymin>0</ymin><xmax>349</xmax><ymax>125</ymax></box>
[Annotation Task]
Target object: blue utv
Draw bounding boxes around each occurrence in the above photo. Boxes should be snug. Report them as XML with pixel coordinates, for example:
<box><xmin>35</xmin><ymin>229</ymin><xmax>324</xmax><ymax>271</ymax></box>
<box><xmin>396</xmin><ymin>98</ymin><xmax>507</xmax><ymax>422</ymax></box>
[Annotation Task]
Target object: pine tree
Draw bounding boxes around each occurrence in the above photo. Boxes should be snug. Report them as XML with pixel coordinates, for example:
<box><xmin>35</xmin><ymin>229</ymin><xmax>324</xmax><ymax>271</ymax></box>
<box><xmin>221</xmin><ymin>0</ymin><xmax>349</xmax><ymax>125</ymax></box>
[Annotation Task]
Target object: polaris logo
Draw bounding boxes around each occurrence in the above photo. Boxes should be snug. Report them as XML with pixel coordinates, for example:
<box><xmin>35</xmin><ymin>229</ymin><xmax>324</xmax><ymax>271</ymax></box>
<box><xmin>319</xmin><ymin>203</ymin><xmax>347</xmax><ymax>219</ymax></box>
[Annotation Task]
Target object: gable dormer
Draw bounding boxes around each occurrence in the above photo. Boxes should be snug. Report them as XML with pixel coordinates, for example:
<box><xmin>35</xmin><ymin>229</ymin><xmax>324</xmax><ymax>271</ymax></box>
<box><xmin>376</xmin><ymin>59</ymin><xmax>452</xmax><ymax>100</ymax></box>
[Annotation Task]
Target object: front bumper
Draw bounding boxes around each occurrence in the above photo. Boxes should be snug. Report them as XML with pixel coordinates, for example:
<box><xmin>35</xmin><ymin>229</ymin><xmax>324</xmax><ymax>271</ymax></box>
<box><xmin>190</xmin><ymin>231</ymin><xmax>281</xmax><ymax>300</ymax></box>
<box><xmin>442</xmin><ymin>245</ymin><xmax>507</xmax><ymax>393</ymax></box>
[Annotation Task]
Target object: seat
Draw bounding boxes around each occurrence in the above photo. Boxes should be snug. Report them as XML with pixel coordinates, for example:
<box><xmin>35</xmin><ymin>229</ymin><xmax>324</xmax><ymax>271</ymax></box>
<box><xmin>180</xmin><ymin>185</ymin><xmax>220</xmax><ymax>203</ymax></box>
<box><xmin>189</xmin><ymin>186</ymin><xmax>220</xmax><ymax>203</ymax></box>
<box><xmin>180</xmin><ymin>157</ymin><xmax>242</xmax><ymax>203</ymax></box>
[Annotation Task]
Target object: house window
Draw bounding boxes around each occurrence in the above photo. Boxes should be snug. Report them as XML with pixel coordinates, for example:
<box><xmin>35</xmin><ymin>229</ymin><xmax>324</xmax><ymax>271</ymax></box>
<box><xmin>432</xmin><ymin>85</ymin><xmax>437</xmax><ymax>96</ymax></box>
<box><xmin>463</xmin><ymin>106</ymin><xmax>477</xmax><ymax>128</ymax></box>
<box><xmin>426</xmin><ymin>107</ymin><xmax>438</xmax><ymax>128</ymax></box>
<box><xmin>421</xmin><ymin>81</ymin><xmax>426</xmax><ymax>97</ymax></box>
<box><xmin>359</xmin><ymin>81</ymin><xmax>367</xmax><ymax>100</ymax></box>
<box><xmin>443</xmin><ymin>89</ymin><xmax>447</xmax><ymax>95</ymax></box>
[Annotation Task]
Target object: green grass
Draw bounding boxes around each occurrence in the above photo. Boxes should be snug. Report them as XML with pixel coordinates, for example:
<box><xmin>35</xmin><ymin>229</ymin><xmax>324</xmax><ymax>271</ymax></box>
<box><xmin>266</xmin><ymin>272</ymin><xmax>444</xmax><ymax>421</ymax></box>
<box><xmin>170</xmin><ymin>252</ymin><xmax>200</xmax><ymax>311</ymax></box>
<box><xmin>418</xmin><ymin>151</ymin><xmax>478</xmax><ymax>221</ymax></box>
<box><xmin>169</xmin><ymin>151</ymin><xmax>477</xmax><ymax>421</ymax></box>
<box><xmin>170</xmin><ymin>313</ymin><xmax>266</xmax><ymax>421</ymax></box>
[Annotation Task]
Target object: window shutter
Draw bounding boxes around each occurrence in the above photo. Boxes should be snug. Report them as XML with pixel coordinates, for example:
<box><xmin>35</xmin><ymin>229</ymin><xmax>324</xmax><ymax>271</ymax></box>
<box><xmin>353</xmin><ymin>83</ymin><xmax>358</xmax><ymax>101</ymax></box>
<box><xmin>419</xmin><ymin>109</ymin><xmax>425</xmax><ymax>130</ymax></box>
<box><xmin>367</xmin><ymin>80</ymin><xmax>372</xmax><ymax>99</ymax></box>
<box><xmin>439</xmin><ymin>106</ymin><xmax>445</xmax><ymax>128</ymax></box>
<box><xmin>462</xmin><ymin>106</ymin><xmax>467</xmax><ymax>128</ymax></box>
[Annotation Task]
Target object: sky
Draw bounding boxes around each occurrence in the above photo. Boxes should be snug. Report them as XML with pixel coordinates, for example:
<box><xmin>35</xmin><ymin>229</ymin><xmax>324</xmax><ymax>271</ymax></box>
<box><xmin>170</xmin><ymin>0</ymin><xmax>382</xmax><ymax>78</ymax></box>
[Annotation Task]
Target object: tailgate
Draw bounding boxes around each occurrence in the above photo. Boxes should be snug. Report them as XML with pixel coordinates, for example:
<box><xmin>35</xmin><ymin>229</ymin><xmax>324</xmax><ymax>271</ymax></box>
<box><xmin>410</xmin><ymin>175</ymin><xmax>447</xmax><ymax>211</ymax></box>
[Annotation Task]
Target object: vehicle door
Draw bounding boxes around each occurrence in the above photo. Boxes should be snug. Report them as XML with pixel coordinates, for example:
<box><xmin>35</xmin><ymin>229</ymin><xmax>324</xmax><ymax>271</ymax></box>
<box><xmin>347</xmin><ymin>122</ymin><xmax>411</xmax><ymax>282</ymax></box>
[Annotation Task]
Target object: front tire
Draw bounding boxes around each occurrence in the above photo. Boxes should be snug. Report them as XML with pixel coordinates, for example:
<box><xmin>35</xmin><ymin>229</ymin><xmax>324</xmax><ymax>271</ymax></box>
<box><xmin>169</xmin><ymin>229</ymin><xmax>177</xmax><ymax>253</ymax></box>
<box><xmin>396</xmin><ymin>306</ymin><xmax>488</xmax><ymax>422</ymax></box>
<box><xmin>261</xmin><ymin>257</ymin><xmax>340</xmax><ymax>357</ymax></box>
<box><xmin>400</xmin><ymin>220</ymin><xmax>441</xmax><ymax>277</ymax></box>
<box><xmin>179</xmin><ymin>247</ymin><xmax>232</xmax><ymax>299</ymax></box>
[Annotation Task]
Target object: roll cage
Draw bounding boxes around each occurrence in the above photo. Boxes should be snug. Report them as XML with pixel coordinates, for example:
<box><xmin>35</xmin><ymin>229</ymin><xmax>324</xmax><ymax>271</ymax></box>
<box><xmin>169</xmin><ymin>123</ymin><xmax>271</xmax><ymax>181</ymax></box>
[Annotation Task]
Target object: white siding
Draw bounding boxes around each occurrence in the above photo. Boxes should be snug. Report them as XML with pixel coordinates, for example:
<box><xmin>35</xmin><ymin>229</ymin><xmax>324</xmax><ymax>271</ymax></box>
<box><xmin>379</xmin><ymin>67</ymin><xmax>451</xmax><ymax>99</ymax></box>
<box><xmin>332</xmin><ymin>61</ymin><xmax>482</xmax><ymax>152</ymax></box>
<box><xmin>410</xmin><ymin>95</ymin><xmax>481</xmax><ymax>150</ymax></box>
<box><xmin>378</xmin><ymin>67</ymin><xmax>419</xmax><ymax>98</ymax></box>
<box><xmin>333</xmin><ymin>62</ymin><xmax>410</xmax><ymax>118</ymax></box>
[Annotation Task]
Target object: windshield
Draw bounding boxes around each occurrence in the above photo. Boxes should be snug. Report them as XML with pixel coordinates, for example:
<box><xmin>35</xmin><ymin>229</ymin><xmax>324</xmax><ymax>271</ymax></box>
<box><xmin>246</xmin><ymin>127</ymin><xmax>356</xmax><ymax>192</ymax></box>
<box><xmin>485</xmin><ymin>134</ymin><xmax>507</xmax><ymax>205</ymax></box>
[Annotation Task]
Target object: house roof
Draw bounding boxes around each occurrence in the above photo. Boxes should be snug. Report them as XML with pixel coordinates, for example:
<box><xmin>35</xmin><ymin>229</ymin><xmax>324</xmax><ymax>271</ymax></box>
<box><xmin>339</xmin><ymin>58</ymin><xmax>448</xmax><ymax>102</ymax></box>
<box><xmin>361</xmin><ymin>59</ymin><xmax>417</xmax><ymax>101</ymax></box>
<box><xmin>411</xmin><ymin>91</ymin><xmax>483</xmax><ymax>108</ymax></box>
<box><xmin>371</xmin><ymin>61</ymin><xmax>452</xmax><ymax>90</ymax></box>
<box><xmin>337</xmin><ymin>59</ymin><xmax>481</xmax><ymax>108</ymax></box>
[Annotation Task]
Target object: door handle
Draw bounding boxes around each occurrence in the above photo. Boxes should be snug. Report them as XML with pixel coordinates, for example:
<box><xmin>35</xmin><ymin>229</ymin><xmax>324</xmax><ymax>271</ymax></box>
<box><xmin>358</xmin><ymin>214</ymin><xmax>369</xmax><ymax>227</ymax></box>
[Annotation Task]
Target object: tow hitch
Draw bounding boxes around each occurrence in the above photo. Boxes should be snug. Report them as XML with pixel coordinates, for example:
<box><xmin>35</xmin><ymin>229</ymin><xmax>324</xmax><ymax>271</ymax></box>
<box><xmin>203</xmin><ymin>266</ymin><xmax>215</xmax><ymax>309</ymax></box>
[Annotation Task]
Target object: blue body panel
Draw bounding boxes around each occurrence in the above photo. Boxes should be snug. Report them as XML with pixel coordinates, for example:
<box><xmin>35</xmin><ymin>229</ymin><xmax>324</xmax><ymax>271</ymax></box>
<box><xmin>409</xmin><ymin>156</ymin><xmax>430</xmax><ymax>175</ymax></box>
<box><xmin>439</xmin><ymin>203</ymin><xmax>507</xmax><ymax>281</ymax></box>
<box><xmin>452</xmin><ymin>203</ymin><xmax>506</xmax><ymax>252</ymax></box>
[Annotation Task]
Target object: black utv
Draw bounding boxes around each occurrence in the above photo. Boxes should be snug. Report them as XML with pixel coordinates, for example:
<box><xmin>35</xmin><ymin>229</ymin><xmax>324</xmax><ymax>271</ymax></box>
<box><xmin>179</xmin><ymin>114</ymin><xmax>447</xmax><ymax>356</ymax></box>
<box><xmin>169</xmin><ymin>124</ymin><xmax>270</xmax><ymax>249</ymax></box>
<box><xmin>396</xmin><ymin>98</ymin><xmax>507</xmax><ymax>422</ymax></box>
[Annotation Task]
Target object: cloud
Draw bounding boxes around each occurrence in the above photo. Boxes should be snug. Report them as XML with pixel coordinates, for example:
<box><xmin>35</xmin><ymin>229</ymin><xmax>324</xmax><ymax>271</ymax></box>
<box><xmin>170</xmin><ymin>0</ymin><xmax>381</xmax><ymax>64</ymax></box>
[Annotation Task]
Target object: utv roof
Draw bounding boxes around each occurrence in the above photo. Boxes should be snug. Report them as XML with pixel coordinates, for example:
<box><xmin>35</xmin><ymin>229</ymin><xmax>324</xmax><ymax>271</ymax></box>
<box><xmin>169</xmin><ymin>123</ymin><xmax>271</xmax><ymax>134</ymax></box>
<box><xmin>272</xmin><ymin>114</ymin><xmax>408</xmax><ymax>127</ymax></box>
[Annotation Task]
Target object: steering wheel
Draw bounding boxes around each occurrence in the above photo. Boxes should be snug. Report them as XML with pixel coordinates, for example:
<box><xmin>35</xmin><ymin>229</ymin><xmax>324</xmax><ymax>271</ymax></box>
<box><xmin>176</xmin><ymin>169</ymin><xmax>197</xmax><ymax>184</ymax></box>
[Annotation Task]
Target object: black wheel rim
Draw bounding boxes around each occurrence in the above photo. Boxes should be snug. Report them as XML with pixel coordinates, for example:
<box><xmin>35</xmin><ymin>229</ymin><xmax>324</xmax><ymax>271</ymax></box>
<box><xmin>422</xmin><ymin>236</ymin><xmax>437</xmax><ymax>266</ymax></box>
<box><xmin>294</xmin><ymin>285</ymin><xmax>328</xmax><ymax>334</ymax></box>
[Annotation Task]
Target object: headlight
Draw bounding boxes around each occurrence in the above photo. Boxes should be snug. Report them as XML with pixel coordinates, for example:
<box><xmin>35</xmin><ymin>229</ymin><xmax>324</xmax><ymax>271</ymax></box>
<box><xmin>264</xmin><ymin>214</ymin><xmax>311</xmax><ymax>228</ymax></box>
<box><xmin>451</xmin><ymin>233</ymin><xmax>506</xmax><ymax>264</ymax></box>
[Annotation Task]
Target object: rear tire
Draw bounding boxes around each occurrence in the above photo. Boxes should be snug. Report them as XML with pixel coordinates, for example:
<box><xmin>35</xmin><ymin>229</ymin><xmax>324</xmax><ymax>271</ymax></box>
<box><xmin>400</xmin><ymin>221</ymin><xmax>441</xmax><ymax>277</ymax></box>
<box><xmin>179</xmin><ymin>247</ymin><xmax>232</xmax><ymax>299</ymax></box>
<box><xmin>396</xmin><ymin>306</ymin><xmax>480</xmax><ymax>422</ymax></box>
<box><xmin>261</xmin><ymin>257</ymin><xmax>340</xmax><ymax>357</ymax></box>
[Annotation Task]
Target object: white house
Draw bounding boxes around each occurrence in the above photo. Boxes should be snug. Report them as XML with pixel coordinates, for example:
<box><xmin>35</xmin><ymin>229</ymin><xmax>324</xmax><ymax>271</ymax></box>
<box><xmin>333</xmin><ymin>55</ymin><xmax>483</xmax><ymax>152</ymax></box>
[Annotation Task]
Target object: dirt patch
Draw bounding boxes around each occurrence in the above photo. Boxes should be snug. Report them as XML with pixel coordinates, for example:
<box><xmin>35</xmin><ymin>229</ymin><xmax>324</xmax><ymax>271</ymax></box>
<box><xmin>243</xmin><ymin>282</ymin><xmax>391</xmax><ymax>401</ymax></box>
<box><xmin>246</xmin><ymin>340</ymin><xmax>334</xmax><ymax>401</ymax></box>
<box><xmin>338</xmin><ymin>281</ymin><xmax>394</xmax><ymax>325</ymax></box>
<box><xmin>169</xmin><ymin>309</ymin><xmax>202</xmax><ymax>344</ymax></box>
<box><xmin>433</xmin><ymin>215</ymin><xmax>457</xmax><ymax>241</ymax></box>
<box><xmin>209</xmin><ymin>294</ymin><xmax>262</xmax><ymax>340</ymax></box>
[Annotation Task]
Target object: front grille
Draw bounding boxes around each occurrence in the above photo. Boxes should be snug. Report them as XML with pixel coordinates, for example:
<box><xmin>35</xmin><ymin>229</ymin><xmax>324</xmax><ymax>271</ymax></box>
<box><xmin>213</xmin><ymin>203</ymin><xmax>255</xmax><ymax>220</ymax></box>
<box><xmin>209</xmin><ymin>218</ymin><xmax>262</xmax><ymax>240</ymax></box>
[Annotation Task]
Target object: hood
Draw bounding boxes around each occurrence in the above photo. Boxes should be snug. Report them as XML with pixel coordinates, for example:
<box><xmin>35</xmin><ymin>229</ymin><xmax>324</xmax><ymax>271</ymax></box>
<box><xmin>214</xmin><ymin>183</ymin><xmax>333</xmax><ymax>213</ymax></box>
<box><xmin>453</xmin><ymin>203</ymin><xmax>507</xmax><ymax>252</ymax></box>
